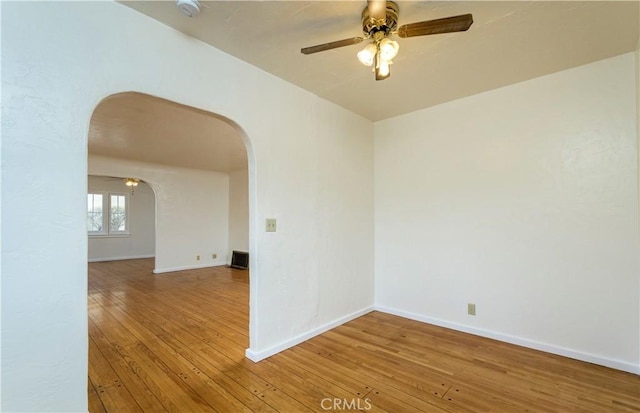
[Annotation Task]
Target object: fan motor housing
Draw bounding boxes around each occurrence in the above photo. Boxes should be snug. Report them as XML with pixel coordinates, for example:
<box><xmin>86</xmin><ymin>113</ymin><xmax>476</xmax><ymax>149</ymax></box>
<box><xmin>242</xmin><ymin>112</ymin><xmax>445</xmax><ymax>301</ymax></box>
<box><xmin>362</xmin><ymin>1</ymin><xmax>399</xmax><ymax>36</ymax></box>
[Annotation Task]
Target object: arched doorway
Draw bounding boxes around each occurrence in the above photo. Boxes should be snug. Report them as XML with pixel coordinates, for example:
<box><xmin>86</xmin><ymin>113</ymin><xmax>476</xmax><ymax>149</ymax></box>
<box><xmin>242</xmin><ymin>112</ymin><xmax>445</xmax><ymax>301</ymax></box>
<box><xmin>88</xmin><ymin>92</ymin><xmax>250</xmax><ymax>272</ymax></box>
<box><xmin>86</xmin><ymin>92</ymin><xmax>254</xmax><ymax>410</ymax></box>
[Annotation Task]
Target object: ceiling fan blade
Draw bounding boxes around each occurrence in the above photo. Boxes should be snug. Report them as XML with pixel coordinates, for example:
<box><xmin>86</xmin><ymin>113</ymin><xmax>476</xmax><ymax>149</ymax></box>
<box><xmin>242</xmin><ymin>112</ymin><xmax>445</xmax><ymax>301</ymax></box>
<box><xmin>367</xmin><ymin>0</ymin><xmax>387</xmax><ymax>21</ymax></box>
<box><xmin>397</xmin><ymin>14</ymin><xmax>473</xmax><ymax>38</ymax></box>
<box><xmin>301</xmin><ymin>37</ymin><xmax>364</xmax><ymax>55</ymax></box>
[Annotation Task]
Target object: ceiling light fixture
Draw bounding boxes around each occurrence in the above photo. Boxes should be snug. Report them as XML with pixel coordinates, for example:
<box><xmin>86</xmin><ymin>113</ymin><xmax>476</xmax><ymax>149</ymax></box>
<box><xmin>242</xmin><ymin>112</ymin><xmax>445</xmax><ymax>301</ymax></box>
<box><xmin>176</xmin><ymin>0</ymin><xmax>200</xmax><ymax>18</ymax></box>
<box><xmin>378</xmin><ymin>37</ymin><xmax>399</xmax><ymax>61</ymax></box>
<box><xmin>124</xmin><ymin>178</ymin><xmax>139</xmax><ymax>187</ymax></box>
<box><xmin>357</xmin><ymin>43</ymin><xmax>377</xmax><ymax>67</ymax></box>
<box><xmin>301</xmin><ymin>1</ymin><xmax>473</xmax><ymax>82</ymax></box>
<box><xmin>358</xmin><ymin>31</ymin><xmax>399</xmax><ymax>80</ymax></box>
<box><xmin>124</xmin><ymin>178</ymin><xmax>139</xmax><ymax>194</ymax></box>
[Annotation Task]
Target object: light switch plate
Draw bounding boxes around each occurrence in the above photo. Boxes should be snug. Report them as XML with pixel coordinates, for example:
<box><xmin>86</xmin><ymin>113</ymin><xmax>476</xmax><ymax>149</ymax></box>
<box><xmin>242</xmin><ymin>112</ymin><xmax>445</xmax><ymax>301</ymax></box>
<box><xmin>467</xmin><ymin>303</ymin><xmax>476</xmax><ymax>316</ymax></box>
<box><xmin>266</xmin><ymin>218</ymin><xmax>277</xmax><ymax>232</ymax></box>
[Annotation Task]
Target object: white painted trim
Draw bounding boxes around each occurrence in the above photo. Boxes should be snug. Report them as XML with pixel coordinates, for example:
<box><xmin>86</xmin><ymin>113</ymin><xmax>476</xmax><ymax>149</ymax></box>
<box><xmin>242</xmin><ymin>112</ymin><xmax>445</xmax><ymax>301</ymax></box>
<box><xmin>88</xmin><ymin>254</ymin><xmax>155</xmax><ymax>263</ymax></box>
<box><xmin>152</xmin><ymin>261</ymin><xmax>227</xmax><ymax>274</ymax></box>
<box><xmin>375</xmin><ymin>305</ymin><xmax>640</xmax><ymax>375</ymax></box>
<box><xmin>88</xmin><ymin>233</ymin><xmax>131</xmax><ymax>239</ymax></box>
<box><xmin>245</xmin><ymin>306</ymin><xmax>375</xmax><ymax>362</ymax></box>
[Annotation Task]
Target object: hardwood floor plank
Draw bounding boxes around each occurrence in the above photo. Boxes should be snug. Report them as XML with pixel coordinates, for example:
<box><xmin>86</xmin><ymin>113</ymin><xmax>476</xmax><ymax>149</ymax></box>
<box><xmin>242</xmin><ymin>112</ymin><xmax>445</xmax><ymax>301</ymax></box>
<box><xmin>89</xmin><ymin>320</ymin><xmax>169</xmax><ymax>412</ymax></box>
<box><xmin>166</xmin><ymin>335</ymin><xmax>276</xmax><ymax>403</ymax></box>
<box><xmin>135</xmin><ymin>339</ymin><xmax>255</xmax><ymax>413</ymax></box>
<box><xmin>256</xmin><ymin>386</ymin><xmax>316</xmax><ymax>413</ymax></box>
<box><xmin>366</xmin><ymin>388</ymin><xmax>451</xmax><ymax>413</ymax></box>
<box><xmin>88</xmin><ymin>379</ymin><xmax>107</xmax><ymax>413</ymax></box>
<box><xmin>89</xmin><ymin>259</ymin><xmax>640</xmax><ymax>413</ymax></box>
<box><xmin>88</xmin><ymin>336</ymin><xmax>122</xmax><ymax>390</ymax></box>
<box><xmin>276</xmin><ymin>350</ymin><xmax>373</xmax><ymax>399</ymax></box>
<box><xmin>118</xmin><ymin>343</ymin><xmax>216</xmax><ymax>412</ymax></box>
<box><xmin>92</xmin><ymin>382</ymin><xmax>143</xmax><ymax>413</ymax></box>
<box><xmin>297</xmin><ymin>339</ymin><xmax>470</xmax><ymax>413</ymax></box>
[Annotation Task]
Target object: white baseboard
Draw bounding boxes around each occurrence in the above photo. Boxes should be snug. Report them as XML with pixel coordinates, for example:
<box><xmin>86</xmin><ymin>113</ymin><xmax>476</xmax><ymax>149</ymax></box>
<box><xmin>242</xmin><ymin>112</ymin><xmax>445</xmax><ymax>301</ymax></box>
<box><xmin>375</xmin><ymin>305</ymin><xmax>639</xmax><ymax>375</ymax></box>
<box><xmin>245</xmin><ymin>306</ymin><xmax>375</xmax><ymax>363</ymax></box>
<box><xmin>152</xmin><ymin>261</ymin><xmax>227</xmax><ymax>274</ymax></box>
<box><xmin>88</xmin><ymin>254</ymin><xmax>155</xmax><ymax>263</ymax></box>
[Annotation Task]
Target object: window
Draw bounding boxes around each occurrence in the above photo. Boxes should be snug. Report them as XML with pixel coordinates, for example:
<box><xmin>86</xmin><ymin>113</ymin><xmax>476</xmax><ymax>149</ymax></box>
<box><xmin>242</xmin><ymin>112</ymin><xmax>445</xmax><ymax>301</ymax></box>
<box><xmin>88</xmin><ymin>192</ymin><xmax>129</xmax><ymax>236</ymax></box>
<box><xmin>87</xmin><ymin>193</ymin><xmax>104</xmax><ymax>233</ymax></box>
<box><xmin>109</xmin><ymin>194</ymin><xmax>127</xmax><ymax>232</ymax></box>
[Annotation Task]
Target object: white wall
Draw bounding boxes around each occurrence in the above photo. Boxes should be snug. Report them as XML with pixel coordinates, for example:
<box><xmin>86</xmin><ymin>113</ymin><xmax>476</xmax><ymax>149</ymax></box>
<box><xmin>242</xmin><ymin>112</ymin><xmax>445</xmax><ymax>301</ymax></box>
<box><xmin>1</xmin><ymin>2</ymin><xmax>374</xmax><ymax>410</ymax></box>
<box><xmin>375</xmin><ymin>53</ymin><xmax>639</xmax><ymax>373</ymax></box>
<box><xmin>636</xmin><ymin>36</ymin><xmax>639</xmax><ymax>371</ymax></box>
<box><xmin>88</xmin><ymin>175</ymin><xmax>156</xmax><ymax>262</ymax></box>
<box><xmin>229</xmin><ymin>168</ymin><xmax>249</xmax><ymax>257</ymax></box>
<box><xmin>89</xmin><ymin>156</ymin><xmax>230</xmax><ymax>272</ymax></box>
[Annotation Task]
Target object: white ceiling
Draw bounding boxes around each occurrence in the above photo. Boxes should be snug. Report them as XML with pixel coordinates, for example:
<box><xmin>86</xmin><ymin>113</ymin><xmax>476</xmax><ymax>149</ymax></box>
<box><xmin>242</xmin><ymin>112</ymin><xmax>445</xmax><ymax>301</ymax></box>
<box><xmin>120</xmin><ymin>1</ymin><xmax>639</xmax><ymax>121</ymax></box>
<box><xmin>91</xmin><ymin>1</ymin><xmax>638</xmax><ymax>173</ymax></box>
<box><xmin>89</xmin><ymin>92</ymin><xmax>248</xmax><ymax>173</ymax></box>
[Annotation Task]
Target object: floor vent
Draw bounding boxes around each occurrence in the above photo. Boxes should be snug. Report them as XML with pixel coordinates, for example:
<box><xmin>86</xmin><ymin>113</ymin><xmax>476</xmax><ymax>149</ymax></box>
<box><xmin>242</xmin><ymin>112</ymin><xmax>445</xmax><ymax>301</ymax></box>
<box><xmin>230</xmin><ymin>250</ymin><xmax>249</xmax><ymax>270</ymax></box>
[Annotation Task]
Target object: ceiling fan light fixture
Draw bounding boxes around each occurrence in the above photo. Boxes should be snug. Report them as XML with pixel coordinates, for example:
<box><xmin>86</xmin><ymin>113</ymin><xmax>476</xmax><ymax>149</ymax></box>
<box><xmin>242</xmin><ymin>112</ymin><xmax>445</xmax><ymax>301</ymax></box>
<box><xmin>125</xmin><ymin>178</ymin><xmax>139</xmax><ymax>187</ymax></box>
<box><xmin>300</xmin><ymin>1</ymin><xmax>473</xmax><ymax>82</ymax></box>
<box><xmin>379</xmin><ymin>37</ymin><xmax>399</xmax><ymax>61</ymax></box>
<box><xmin>374</xmin><ymin>51</ymin><xmax>391</xmax><ymax>80</ymax></box>
<box><xmin>357</xmin><ymin>43</ymin><xmax>377</xmax><ymax>66</ymax></box>
<box><xmin>376</xmin><ymin>60</ymin><xmax>391</xmax><ymax>80</ymax></box>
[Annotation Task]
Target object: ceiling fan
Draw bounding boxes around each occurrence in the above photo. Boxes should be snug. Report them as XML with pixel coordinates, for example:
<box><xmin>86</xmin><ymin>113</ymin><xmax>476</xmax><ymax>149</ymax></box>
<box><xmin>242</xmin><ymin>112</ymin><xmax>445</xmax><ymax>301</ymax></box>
<box><xmin>97</xmin><ymin>176</ymin><xmax>144</xmax><ymax>194</ymax></box>
<box><xmin>301</xmin><ymin>0</ymin><xmax>473</xmax><ymax>80</ymax></box>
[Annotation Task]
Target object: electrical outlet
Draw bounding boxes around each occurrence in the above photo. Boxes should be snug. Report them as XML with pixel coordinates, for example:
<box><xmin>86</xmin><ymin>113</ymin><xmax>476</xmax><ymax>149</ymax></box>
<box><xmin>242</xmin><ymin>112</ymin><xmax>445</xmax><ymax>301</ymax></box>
<box><xmin>266</xmin><ymin>218</ymin><xmax>277</xmax><ymax>232</ymax></box>
<box><xmin>467</xmin><ymin>303</ymin><xmax>476</xmax><ymax>316</ymax></box>
<box><xmin>212</xmin><ymin>253</ymin><xmax>217</xmax><ymax>259</ymax></box>
<box><xmin>196</xmin><ymin>255</ymin><xmax>200</xmax><ymax>261</ymax></box>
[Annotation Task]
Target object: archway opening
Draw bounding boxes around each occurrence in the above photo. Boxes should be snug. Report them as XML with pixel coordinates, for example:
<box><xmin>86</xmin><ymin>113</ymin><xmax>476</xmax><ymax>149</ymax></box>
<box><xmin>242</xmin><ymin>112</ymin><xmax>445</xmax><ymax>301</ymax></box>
<box><xmin>86</xmin><ymin>92</ymin><xmax>254</xmax><ymax>409</ymax></box>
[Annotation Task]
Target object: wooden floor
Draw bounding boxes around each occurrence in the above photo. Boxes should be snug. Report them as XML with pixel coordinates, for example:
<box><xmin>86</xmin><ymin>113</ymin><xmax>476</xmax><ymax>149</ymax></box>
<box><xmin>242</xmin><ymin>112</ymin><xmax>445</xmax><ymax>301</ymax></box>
<box><xmin>89</xmin><ymin>259</ymin><xmax>639</xmax><ymax>412</ymax></box>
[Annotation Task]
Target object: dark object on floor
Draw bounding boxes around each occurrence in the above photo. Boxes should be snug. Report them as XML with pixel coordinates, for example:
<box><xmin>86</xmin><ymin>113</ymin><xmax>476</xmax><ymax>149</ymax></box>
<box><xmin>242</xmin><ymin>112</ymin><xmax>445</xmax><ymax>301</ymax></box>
<box><xmin>230</xmin><ymin>250</ymin><xmax>249</xmax><ymax>270</ymax></box>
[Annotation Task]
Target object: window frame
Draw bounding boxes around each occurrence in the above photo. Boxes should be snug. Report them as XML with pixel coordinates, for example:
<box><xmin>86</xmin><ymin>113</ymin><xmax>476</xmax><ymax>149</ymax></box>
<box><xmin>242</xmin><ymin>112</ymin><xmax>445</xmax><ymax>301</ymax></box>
<box><xmin>108</xmin><ymin>193</ymin><xmax>129</xmax><ymax>235</ymax></box>
<box><xmin>87</xmin><ymin>191</ymin><xmax>130</xmax><ymax>237</ymax></box>
<box><xmin>87</xmin><ymin>192</ymin><xmax>106</xmax><ymax>236</ymax></box>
